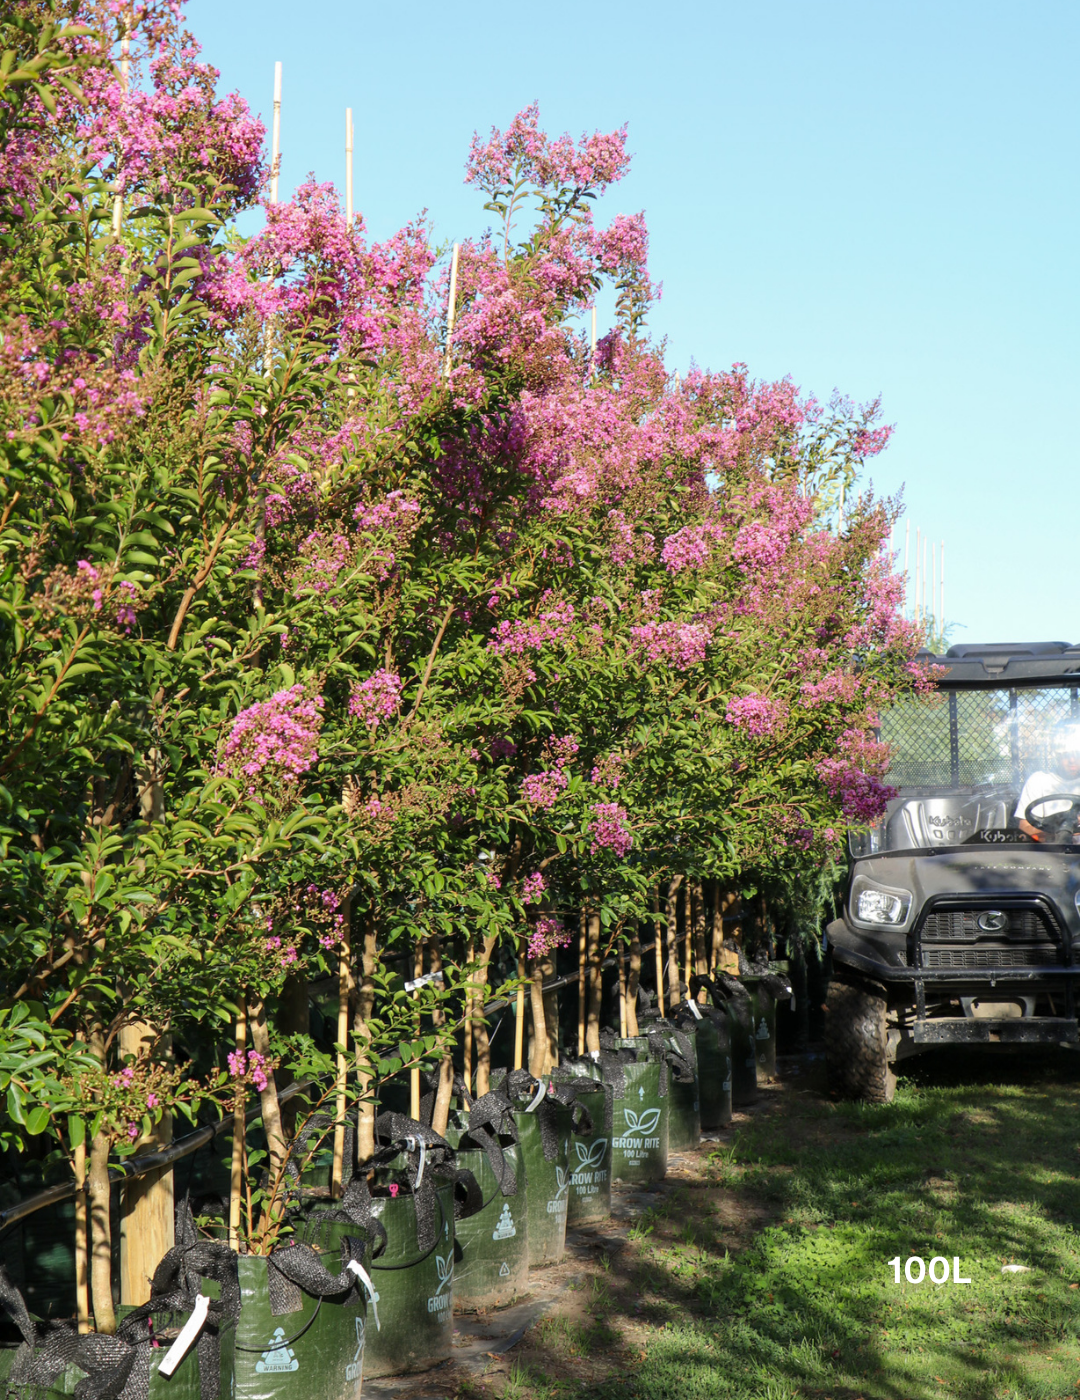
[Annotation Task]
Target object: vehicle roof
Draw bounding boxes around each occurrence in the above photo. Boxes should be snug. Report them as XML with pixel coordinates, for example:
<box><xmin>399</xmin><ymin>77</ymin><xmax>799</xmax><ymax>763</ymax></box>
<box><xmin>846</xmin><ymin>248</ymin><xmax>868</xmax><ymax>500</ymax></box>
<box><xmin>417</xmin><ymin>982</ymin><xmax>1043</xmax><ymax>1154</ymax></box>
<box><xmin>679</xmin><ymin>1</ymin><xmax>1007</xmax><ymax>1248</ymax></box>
<box><xmin>918</xmin><ymin>642</ymin><xmax>1080</xmax><ymax>687</ymax></box>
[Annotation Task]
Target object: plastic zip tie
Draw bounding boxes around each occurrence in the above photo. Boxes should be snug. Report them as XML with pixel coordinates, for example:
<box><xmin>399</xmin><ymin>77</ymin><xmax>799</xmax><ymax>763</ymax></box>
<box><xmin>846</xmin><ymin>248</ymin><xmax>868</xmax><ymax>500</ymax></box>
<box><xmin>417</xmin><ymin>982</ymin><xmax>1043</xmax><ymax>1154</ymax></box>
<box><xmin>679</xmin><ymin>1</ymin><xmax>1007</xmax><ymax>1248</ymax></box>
<box><xmin>686</xmin><ymin>999</ymin><xmax>703</xmax><ymax>1020</ymax></box>
<box><xmin>157</xmin><ymin>1294</ymin><xmax>209</xmax><ymax>1376</ymax></box>
<box><xmin>403</xmin><ymin>1135</ymin><xmax>427</xmax><ymax>1191</ymax></box>
<box><xmin>346</xmin><ymin>1260</ymin><xmax>381</xmax><ymax>1331</ymax></box>
<box><xmin>525</xmin><ymin>1078</ymin><xmax>547</xmax><ymax>1112</ymax></box>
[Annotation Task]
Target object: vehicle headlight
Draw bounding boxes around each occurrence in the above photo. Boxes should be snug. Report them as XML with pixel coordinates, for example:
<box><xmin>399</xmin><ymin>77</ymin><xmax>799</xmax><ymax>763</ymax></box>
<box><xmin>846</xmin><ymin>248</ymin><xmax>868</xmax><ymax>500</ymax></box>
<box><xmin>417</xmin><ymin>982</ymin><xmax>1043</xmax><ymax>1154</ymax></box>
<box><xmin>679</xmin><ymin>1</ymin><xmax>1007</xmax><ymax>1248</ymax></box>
<box><xmin>857</xmin><ymin>889</ymin><xmax>906</xmax><ymax>924</ymax></box>
<box><xmin>851</xmin><ymin>877</ymin><xmax>912</xmax><ymax>928</ymax></box>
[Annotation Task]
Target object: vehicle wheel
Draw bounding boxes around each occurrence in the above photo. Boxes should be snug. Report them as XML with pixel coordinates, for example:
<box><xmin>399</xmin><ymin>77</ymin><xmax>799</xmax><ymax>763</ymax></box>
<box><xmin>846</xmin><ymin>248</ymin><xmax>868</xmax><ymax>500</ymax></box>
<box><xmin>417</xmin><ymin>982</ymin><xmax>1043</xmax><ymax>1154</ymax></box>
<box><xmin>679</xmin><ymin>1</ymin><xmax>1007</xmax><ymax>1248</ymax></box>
<box><xmin>825</xmin><ymin>980</ymin><xmax>896</xmax><ymax>1103</ymax></box>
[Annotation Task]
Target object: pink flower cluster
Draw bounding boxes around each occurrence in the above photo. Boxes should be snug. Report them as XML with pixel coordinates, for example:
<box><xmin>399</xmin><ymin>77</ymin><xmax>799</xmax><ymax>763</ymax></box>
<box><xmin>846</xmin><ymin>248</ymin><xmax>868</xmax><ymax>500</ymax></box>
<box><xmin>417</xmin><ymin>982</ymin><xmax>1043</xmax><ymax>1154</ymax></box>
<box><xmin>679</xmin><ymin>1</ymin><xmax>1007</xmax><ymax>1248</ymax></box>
<box><xmin>228</xmin><ymin>1049</ymin><xmax>270</xmax><ymax>1093</ymax></box>
<box><xmin>629</xmin><ymin>620</ymin><xmax>713</xmax><ymax>671</ymax></box>
<box><xmin>590</xmin><ymin>802</ymin><xmax>633</xmax><ymax>856</ymax></box>
<box><xmin>465</xmin><ymin>103</ymin><xmax>630</xmax><ymax>196</ymax></box>
<box><xmin>522</xmin><ymin>770</ymin><xmax>568</xmax><ymax>810</ymax></box>
<box><xmin>528</xmin><ymin>915</ymin><xmax>573</xmax><ymax>961</ymax></box>
<box><xmin>817</xmin><ymin>760</ymin><xmax>898</xmax><ymax>825</ymax></box>
<box><xmin>349</xmin><ymin>669</ymin><xmax>403</xmax><ymax>729</ymax></box>
<box><xmin>265</xmin><ymin>934</ymin><xmax>298</xmax><ymax>969</ymax></box>
<box><xmin>590</xmin><ymin>753</ymin><xmax>625</xmax><ymax>789</ymax></box>
<box><xmin>725</xmin><ymin>694</ymin><xmax>786</xmax><ymax>739</ymax></box>
<box><xmin>660</xmin><ymin>522</ymin><xmax>721</xmax><ymax>574</ymax></box>
<box><xmin>220</xmin><ymin>686</ymin><xmax>323</xmax><ymax>787</ymax></box>
<box><xmin>800</xmin><ymin>671</ymin><xmax>860</xmax><ymax>707</ymax></box>
<box><xmin>489</xmin><ymin>601</ymin><xmax>575</xmax><ymax>657</ymax></box>
<box><xmin>546</xmin><ymin>734</ymin><xmax>579</xmax><ymax>769</ymax></box>
<box><xmin>522</xmin><ymin>871</ymin><xmax>546</xmax><ymax>904</ymax></box>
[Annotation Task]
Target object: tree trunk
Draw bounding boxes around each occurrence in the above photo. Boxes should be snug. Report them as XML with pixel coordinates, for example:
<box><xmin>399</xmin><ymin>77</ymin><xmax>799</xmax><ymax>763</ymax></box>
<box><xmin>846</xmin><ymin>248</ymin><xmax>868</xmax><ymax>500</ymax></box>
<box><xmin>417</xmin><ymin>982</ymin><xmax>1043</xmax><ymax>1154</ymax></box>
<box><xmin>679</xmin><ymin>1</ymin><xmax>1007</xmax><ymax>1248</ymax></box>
<box><xmin>331</xmin><ymin>905</ymin><xmax>353</xmax><ymax>1199</ymax></box>
<box><xmin>277</xmin><ymin>970</ymin><xmax>310</xmax><ymax>1138</ymax></box>
<box><xmin>626</xmin><ymin>919</ymin><xmax>641</xmax><ymax>1036</ymax></box>
<box><xmin>585</xmin><ymin>912</ymin><xmax>603</xmax><ymax>1054</ymax></box>
<box><xmin>88</xmin><ymin>1128</ymin><xmax>115</xmax><ymax>1333</ymax></box>
<box><xmin>692</xmin><ymin>879</ymin><xmax>708</xmax><ymax>984</ymax></box>
<box><xmin>353</xmin><ymin>916</ymin><xmax>378</xmax><ymax>1161</ymax></box>
<box><xmin>473</xmin><ymin>933</ymin><xmax>499</xmax><ymax>1096</ymax></box>
<box><xmin>664</xmin><ymin>877</ymin><xmax>682</xmax><ymax>1000</ymax></box>
<box><xmin>248</xmin><ymin>999</ymin><xmax>287</xmax><ymax>1186</ymax></box>
<box><xmin>528</xmin><ymin>960</ymin><xmax>547</xmax><ymax>1077</ymax></box>
<box><xmin>576</xmin><ymin>910</ymin><xmax>587</xmax><ymax>1056</ymax></box>
<box><xmin>429</xmin><ymin>934</ymin><xmax>455</xmax><ymax>1133</ymax></box>
<box><xmin>652</xmin><ymin>890</ymin><xmax>665</xmax><ymax>1016</ymax></box>
<box><xmin>228</xmin><ymin>1002</ymin><xmax>247</xmax><ymax>1252</ymax></box>
<box><xmin>74</xmin><ymin>1136</ymin><xmax>91</xmax><ymax>1332</ymax></box>
<box><xmin>541</xmin><ymin>952</ymin><xmax>559</xmax><ymax>1072</ymax></box>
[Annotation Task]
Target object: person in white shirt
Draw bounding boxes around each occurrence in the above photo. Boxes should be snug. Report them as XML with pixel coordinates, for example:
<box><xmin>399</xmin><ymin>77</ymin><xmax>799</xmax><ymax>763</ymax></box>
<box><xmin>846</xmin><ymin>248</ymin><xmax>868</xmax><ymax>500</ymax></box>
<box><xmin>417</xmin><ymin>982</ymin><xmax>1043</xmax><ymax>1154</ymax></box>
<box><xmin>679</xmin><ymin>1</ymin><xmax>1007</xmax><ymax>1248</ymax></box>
<box><xmin>1015</xmin><ymin>718</ymin><xmax>1080</xmax><ymax>842</ymax></box>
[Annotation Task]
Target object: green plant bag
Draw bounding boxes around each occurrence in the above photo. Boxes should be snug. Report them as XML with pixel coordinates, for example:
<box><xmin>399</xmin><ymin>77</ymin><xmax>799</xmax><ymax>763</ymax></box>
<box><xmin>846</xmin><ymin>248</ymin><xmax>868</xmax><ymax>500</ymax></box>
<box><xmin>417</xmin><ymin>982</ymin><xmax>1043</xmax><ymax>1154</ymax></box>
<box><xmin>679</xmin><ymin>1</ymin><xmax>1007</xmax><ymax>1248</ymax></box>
<box><xmin>512</xmin><ymin>1107</ymin><xmax>570</xmax><ymax>1267</ymax></box>
<box><xmin>745</xmin><ymin>979</ymin><xmax>778</xmax><ymax>1081</ymax></box>
<box><xmin>605</xmin><ymin>1053</ymin><xmax>668</xmax><ymax>1185</ymax></box>
<box><xmin>693</xmin><ymin>1009</ymin><xmax>733</xmax><ymax>1129</ymax></box>
<box><xmin>444</xmin><ymin>1136</ymin><xmax>528</xmax><ymax>1311</ymax></box>
<box><xmin>556</xmin><ymin>1080</ymin><xmax>612</xmax><ymax>1226</ymax></box>
<box><xmin>360</xmin><ymin>1176</ymin><xmax>456</xmax><ymax>1379</ymax></box>
<box><xmin>659</xmin><ymin>1029</ymin><xmax>700</xmax><ymax>1151</ymax></box>
<box><xmin>233</xmin><ymin>1242</ymin><xmax>366</xmax><ymax>1400</ymax></box>
<box><xmin>725</xmin><ymin>994</ymin><xmax>759</xmax><ymax>1105</ymax></box>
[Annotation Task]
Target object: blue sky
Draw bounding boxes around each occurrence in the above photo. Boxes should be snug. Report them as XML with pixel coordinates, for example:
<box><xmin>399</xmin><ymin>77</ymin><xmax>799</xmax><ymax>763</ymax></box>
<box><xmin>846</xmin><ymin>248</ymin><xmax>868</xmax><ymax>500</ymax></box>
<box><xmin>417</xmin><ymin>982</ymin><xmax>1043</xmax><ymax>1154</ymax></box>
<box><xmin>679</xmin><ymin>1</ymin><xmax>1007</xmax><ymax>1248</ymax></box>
<box><xmin>191</xmin><ymin>0</ymin><xmax>1078</xmax><ymax>650</ymax></box>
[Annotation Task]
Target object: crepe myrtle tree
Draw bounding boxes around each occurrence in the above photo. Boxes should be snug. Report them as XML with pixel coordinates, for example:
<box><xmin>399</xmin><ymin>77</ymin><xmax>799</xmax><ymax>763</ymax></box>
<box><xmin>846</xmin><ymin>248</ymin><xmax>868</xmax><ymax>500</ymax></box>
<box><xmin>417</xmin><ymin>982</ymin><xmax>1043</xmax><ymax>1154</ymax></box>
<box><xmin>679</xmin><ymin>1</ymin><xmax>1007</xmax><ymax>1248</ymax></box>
<box><xmin>0</xmin><ymin>0</ymin><xmax>927</xmax><ymax>1205</ymax></box>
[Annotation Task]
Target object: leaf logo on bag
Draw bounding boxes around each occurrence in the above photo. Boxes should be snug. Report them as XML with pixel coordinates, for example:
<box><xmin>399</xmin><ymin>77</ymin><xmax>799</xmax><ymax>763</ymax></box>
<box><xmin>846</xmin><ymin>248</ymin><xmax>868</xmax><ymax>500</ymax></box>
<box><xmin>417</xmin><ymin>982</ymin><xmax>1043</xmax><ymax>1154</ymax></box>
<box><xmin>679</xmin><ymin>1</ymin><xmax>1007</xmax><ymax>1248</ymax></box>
<box><xmin>623</xmin><ymin>1108</ymin><xmax>661</xmax><ymax>1137</ymax></box>
<box><xmin>434</xmin><ymin>1252</ymin><xmax>454</xmax><ymax>1296</ymax></box>
<box><xmin>554</xmin><ymin>1166</ymin><xmax>570</xmax><ymax>1201</ymax></box>
<box><xmin>575</xmin><ymin>1138</ymin><xmax>608</xmax><ymax>1168</ymax></box>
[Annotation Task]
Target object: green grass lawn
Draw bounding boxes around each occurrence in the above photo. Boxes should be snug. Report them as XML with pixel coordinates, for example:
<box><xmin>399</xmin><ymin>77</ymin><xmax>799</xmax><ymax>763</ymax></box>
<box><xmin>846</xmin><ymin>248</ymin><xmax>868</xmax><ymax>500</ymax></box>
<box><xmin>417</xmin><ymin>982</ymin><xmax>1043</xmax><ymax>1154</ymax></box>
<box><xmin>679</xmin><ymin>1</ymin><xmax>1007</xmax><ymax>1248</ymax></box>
<box><xmin>608</xmin><ymin>1049</ymin><xmax>1080</xmax><ymax>1400</ymax></box>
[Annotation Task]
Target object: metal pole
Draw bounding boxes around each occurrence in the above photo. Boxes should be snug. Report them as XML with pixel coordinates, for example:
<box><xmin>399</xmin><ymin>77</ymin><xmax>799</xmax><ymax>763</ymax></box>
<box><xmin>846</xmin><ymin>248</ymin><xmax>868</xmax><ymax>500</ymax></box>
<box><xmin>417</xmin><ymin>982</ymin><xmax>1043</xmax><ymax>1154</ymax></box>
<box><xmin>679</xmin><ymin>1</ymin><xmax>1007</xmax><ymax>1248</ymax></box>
<box><xmin>904</xmin><ymin>521</ymin><xmax>910</xmax><ymax>615</ymax></box>
<box><xmin>443</xmin><ymin>242</ymin><xmax>460</xmax><ymax>378</ymax></box>
<box><xmin>915</xmin><ymin>527</ymin><xmax>921</xmax><ymax>623</ymax></box>
<box><xmin>345</xmin><ymin>107</ymin><xmax>354</xmax><ymax>228</ymax></box>
<box><xmin>270</xmin><ymin>62</ymin><xmax>282</xmax><ymax>204</ymax></box>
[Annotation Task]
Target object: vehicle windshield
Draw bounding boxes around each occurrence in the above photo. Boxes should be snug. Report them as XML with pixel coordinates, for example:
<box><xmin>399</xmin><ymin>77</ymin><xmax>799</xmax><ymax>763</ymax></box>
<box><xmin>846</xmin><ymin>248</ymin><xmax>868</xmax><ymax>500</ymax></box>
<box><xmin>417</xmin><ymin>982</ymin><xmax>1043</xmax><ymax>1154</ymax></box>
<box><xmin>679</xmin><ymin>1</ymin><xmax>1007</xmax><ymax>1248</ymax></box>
<box><xmin>850</xmin><ymin>684</ymin><xmax>1080</xmax><ymax>855</ymax></box>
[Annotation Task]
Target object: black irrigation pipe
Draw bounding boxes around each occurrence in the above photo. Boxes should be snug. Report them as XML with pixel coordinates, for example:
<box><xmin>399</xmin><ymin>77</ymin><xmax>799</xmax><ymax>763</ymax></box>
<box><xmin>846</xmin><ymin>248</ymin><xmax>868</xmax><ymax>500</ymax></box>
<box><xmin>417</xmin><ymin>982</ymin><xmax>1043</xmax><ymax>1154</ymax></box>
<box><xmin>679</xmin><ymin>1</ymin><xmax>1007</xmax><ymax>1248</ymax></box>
<box><xmin>2</xmin><ymin>914</ymin><xmax>745</xmax><ymax>1231</ymax></box>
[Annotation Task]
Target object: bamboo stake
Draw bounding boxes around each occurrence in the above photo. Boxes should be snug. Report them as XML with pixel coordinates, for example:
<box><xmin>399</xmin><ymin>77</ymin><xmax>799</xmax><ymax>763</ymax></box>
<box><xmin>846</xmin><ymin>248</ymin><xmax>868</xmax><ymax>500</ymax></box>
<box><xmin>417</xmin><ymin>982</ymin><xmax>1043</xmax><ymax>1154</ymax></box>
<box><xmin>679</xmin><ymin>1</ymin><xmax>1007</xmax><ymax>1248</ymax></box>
<box><xmin>429</xmin><ymin>935</ymin><xmax>454</xmax><ymax>1134</ymax></box>
<box><xmin>473</xmin><ymin>933</ymin><xmax>499</xmax><ymax>1096</ymax></box>
<box><xmin>618</xmin><ymin>951</ymin><xmax>627</xmax><ymax>1039</ymax></box>
<box><xmin>585</xmin><ymin>913</ymin><xmax>602</xmax><ymax>1055</ymax></box>
<box><xmin>345</xmin><ymin>107</ymin><xmax>354</xmax><ymax>229</ymax></box>
<box><xmin>940</xmin><ymin>541</ymin><xmax>945</xmax><ymax>634</ymax></box>
<box><xmin>577</xmin><ymin>910</ymin><xmax>587</xmax><ymax>1056</ymax></box>
<box><xmin>74</xmin><ymin>1135</ymin><xmax>90</xmax><ymax>1331</ymax></box>
<box><xmin>683</xmin><ymin>881</ymin><xmax>692</xmax><ymax>997</ymax></box>
<box><xmin>922</xmin><ymin>536</ymin><xmax>928</xmax><ymax>623</ymax></box>
<box><xmin>652</xmin><ymin>890</ymin><xmax>664</xmax><ymax>1016</ymax></box>
<box><xmin>228</xmin><ymin>1001</ymin><xmax>247</xmax><ymax>1252</ymax></box>
<box><xmin>514</xmin><ymin>948</ymin><xmax>526</xmax><ymax>1070</ymax></box>
<box><xmin>443</xmin><ymin>242</ymin><xmax>460</xmax><ymax>377</ymax></box>
<box><xmin>111</xmin><ymin>17</ymin><xmax>130</xmax><ymax>237</ymax></box>
<box><xmin>270</xmin><ymin>62</ymin><xmax>282</xmax><ymax>204</ymax></box>
<box><xmin>664</xmin><ymin>877</ymin><xmax>681</xmax><ymax>998</ymax></box>
<box><xmin>914</xmin><ymin>527</ymin><xmax>921</xmax><ymax>624</ymax></box>
<box><xmin>330</xmin><ymin>912</ymin><xmax>352</xmax><ymax>1199</ymax></box>
<box><xmin>353</xmin><ymin>915</ymin><xmax>378</xmax><ymax>1162</ymax></box>
<box><xmin>626</xmin><ymin>919</ymin><xmax>641</xmax><ymax>1037</ymax></box>
<box><xmin>410</xmin><ymin>939</ymin><xmax>423</xmax><ymax>1121</ymax></box>
<box><xmin>462</xmin><ymin>935</ymin><xmax>475</xmax><ymax>1095</ymax></box>
<box><xmin>904</xmin><ymin>521</ymin><xmax>911</xmax><ymax>615</ymax></box>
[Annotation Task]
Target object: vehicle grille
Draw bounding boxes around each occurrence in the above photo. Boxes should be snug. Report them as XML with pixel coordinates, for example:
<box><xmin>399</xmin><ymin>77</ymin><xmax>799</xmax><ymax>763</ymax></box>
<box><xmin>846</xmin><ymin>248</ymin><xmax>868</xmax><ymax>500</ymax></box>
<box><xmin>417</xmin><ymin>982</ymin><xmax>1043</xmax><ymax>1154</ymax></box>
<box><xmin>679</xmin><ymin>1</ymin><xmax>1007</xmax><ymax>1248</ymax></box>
<box><xmin>922</xmin><ymin>946</ymin><xmax>1060</xmax><ymax>969</ymax></box>
<box><xmin>920</xmin><ymin>909</ymin><xmax>1053</xmax><ymax>942</ymax></box>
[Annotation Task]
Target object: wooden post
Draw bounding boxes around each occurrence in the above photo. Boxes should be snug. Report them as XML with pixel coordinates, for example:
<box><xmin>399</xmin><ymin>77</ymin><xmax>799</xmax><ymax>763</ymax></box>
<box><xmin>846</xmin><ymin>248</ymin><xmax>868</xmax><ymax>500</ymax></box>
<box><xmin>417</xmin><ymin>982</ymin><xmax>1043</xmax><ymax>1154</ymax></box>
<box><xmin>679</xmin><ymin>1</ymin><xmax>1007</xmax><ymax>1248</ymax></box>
<box><xmin>429</xmin><ymin>935</ymin><xmax>454</xmax><ymax>1135</ymax></box>
<box><xmin>626</xmin><ymin>919</ymin><xmax>641</xmax><ymax>1037</ymax></box>
<box><xmin>652</xmin><ymin>890</ymin><xmax>664</xmax><ymax>1016</ymax></box>
<box><xmin>270</xmin><ymin>61</ymin><xmax>282</xmax><ymax>204</ymax></box>
<box><xmin>119</xmin><ymin>1021</ymin><xmax>173</xmax><ymax>1306</ymax></box>
<box><xmin>692</xmin><ymin>879</ymin><xmax>708</xmax><ymax>984</ymax></box>
<box><xmin>462</xmin><ymin>935</ymin><xmax>475</xmax><ymax>1095</ymax></box>
<box><xmin>331</xmin><ymin>910</ymin><xmax>352</xmax><ymax>1199</ymax></box>
<box><xmin>443</xmin><ymin>242</ymin><xmax>460</xmax><ymax>377</ymax></box>
<box><xmin>618</xmin><ymin>951</ymin><xmax>627</xmax><ymax>1039</ymax></box>
<box><xmin>228</xmin><ymin>1001</ymin><xmax>247</xmax><ymax>1252</ymax></box>
<box><xmin>473</xmin><ymin>933</ymin><xmax>499</xmax><ymax>1096</ymax></box>
<box><xmin>514</xmin><ymin>948</ymin><xmax>526</xmax><ymax>1070</ymax></box>
<box><xmin>541</xmin><ymin>953</ymin><xmax>559</xmax><ymax>1073</ymax></box>
<box><xmin>683</xmin><ymin>882</ymin><xmax>693</xmax><ymax>996</ymax></box>
<box><xmin>345</xmin><ymin>107</ymin><xmax>354</xmax><ymax>229</ymax></box>
<box><xmin>353</xmin><ymin>915</ymin><xmax>378</xmax><ymax>1161</ymax></box>
<box><xmin>585</xmin><ymin>913</ymin><xmax>602</xmax><ymax>1055</ymax></box>
<box><xmin>577</xmin><ymin>910</ymin><xmax>587</xmax><ymax>1056</ymax></box>
<box><xmin>664</xmin><ymin>878</ymin><xmax>681</xmax><ymax>1001</ymax></box>
<box><xmin>410</xmin><ymin>938</ymin><xmax>423</xmax><ymax>1121</ymax></box>
<box><xmin>111</xmin><ymin>15</ymin><xmax>130</xmax><ymax>237</ymax></box>
<box><xmin>74</xmin><ymin>1135</ymin><xmax>90</xmax><ymax>1332</ymax></box>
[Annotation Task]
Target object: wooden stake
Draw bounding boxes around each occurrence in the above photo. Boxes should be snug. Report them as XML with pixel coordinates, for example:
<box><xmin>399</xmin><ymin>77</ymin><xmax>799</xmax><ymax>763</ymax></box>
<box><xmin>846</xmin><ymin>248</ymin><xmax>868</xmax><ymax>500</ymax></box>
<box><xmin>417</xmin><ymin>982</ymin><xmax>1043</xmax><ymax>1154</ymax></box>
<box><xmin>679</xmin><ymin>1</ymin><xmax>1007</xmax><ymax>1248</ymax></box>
<box><xmin>514</xmin><ymin>948</ymin><xmax>526</xmax><ymax>1070</ymax></box>
<box><xmin>228</xmin><ymin>1001</ymin><xmax>247</xmax><ymax>1252</ymax></box>
<box><xmin>664</xmin><ymin>877</ymin><xmax>682</xmax><ymax>1000</ymax></box>
<box><xmin>330</xmin><ymin>911</ymin><xmax>352</xmax><ymax>1199</ymax></box>
<box><xmin>353</xmin><ymin>914</ymin><xmax>378</xmax><ymax>1161</ymax></box>
<box><xmin>410</xmin><ymin>938</ymin><xmax>423</xmax><ymax>1121</ymax></box>
<box><xmin>528</xmin><ymin>960</ymin><xmax>547</xmax><ymax>1077</ymax></box>
<box><xmin>462</xmin><ymin>935</ymin><xmax>475</xmax><ymax>1095</ymax></box>
<box><xmin>577</xmin><ymin>910</ymin><xmax>587</xmax><ymax>1056</ymax></box>
<box><xmin>618</xmin><ymin>951</ymin><xmax>627</xmax><ymax>1039</ymax></box>
<box><xmin>74</xmin><ymin>1135</ymin><xmax>90</xmax><ymax>1332</ymax></box>
<box><xmin>270</xmin><ymin>62</ymin><xmax>282</xmax><ymax>204</ymax></box>
<box><xmin>585</xmin><ymin>913</ymin><xmax>602</xmax><ymax>1055</ymax></box>
<box><xmin>429</xmin><ymin>935</ymin><xmax>454</xmax><ymax>1134</ymax></box>
<box><xmin>652</xmin><ymin>890</ymin><xmax>664</xmax><ymax>1016</ymax></box>
<box><xmin>119</xmin><ymin>1021</ymin><xmax>173</xmax><ymax>1306</ymax></box>
<box><xmin>473</xmin><ymin>933</ymin><xmax>499</xmax><ymax>1096</ymax></box>
<box><xmin>345</xmin><ymin>107</ymin><xmax>354</xmax><ymax>229</ymax></box>
<box><xmin>111</xmin><ymin>16</ymin><xmax>130</xmax><ymax>237</ymax></box>
<box><xmin>683</xmin><ymin>882</ymin><xmax>693</xmax><ymax>996</ymax></box>
<box><xmin>626</xmin><ymin>919</ymin><xmax>641</xmax><ymax>1037</ymax></box>
<box><xmin>444</xmin><ymin>242</ymin><xmax>460</xmax><ymax>377</ymax></box>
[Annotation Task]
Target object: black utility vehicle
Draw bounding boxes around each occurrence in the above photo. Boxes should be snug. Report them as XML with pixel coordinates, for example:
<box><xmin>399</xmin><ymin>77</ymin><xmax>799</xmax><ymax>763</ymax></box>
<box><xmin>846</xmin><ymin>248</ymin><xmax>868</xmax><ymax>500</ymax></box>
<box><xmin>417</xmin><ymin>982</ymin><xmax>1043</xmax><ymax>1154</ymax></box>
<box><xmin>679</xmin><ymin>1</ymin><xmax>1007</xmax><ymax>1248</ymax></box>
<box><xmin>826</xmin><ymin>643</ymin><xmax>1080</xmax><ymax>1101</ymax></box>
